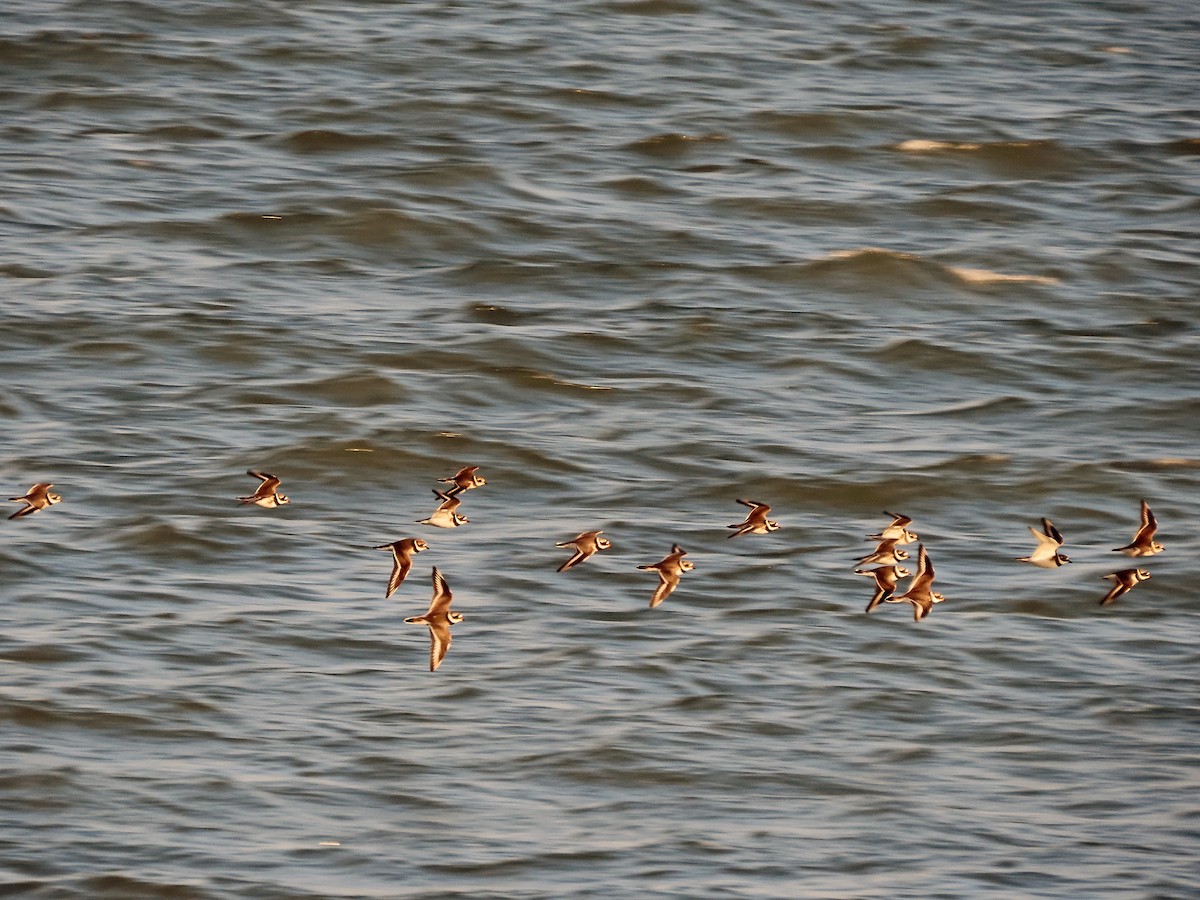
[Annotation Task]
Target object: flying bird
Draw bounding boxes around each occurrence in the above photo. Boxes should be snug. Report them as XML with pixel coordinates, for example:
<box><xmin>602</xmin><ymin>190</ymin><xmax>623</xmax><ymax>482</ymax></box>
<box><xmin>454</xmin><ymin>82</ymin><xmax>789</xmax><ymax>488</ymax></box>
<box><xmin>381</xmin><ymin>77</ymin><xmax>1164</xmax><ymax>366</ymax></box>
<box><xmin>438</xmin><ymin>465</ymin><xmax>486</xmax><ymax>496</ymax></box>
<box><xmin>637</xmin><ymin>544</ymin><xmax>694</xmax><ymax>608</ymax></box>
<box><xmin>418</xmin><ymin>489</ymin><xmax>469</xmax><ymax>528</ymax></box>
<box><xmin>374</xmin><ymin>537</ymin><xmax>428</xmax><ymax>597</ymax></box>
<box><xmin>868</xmin><ymin>511</ymin><xmax>918</xmax><ymax>544</ymax></box>
<box><xmin>885</xmin><ymin>544</ymin><xmax>946</xmax><ymax>622</ymax></box>
<box><xmin>8</xmin><ymin>483</ymin><xmax>62</xmax><ymax>520</ymax></box>
<box><xmin>403</xmin><ymin>567</ymin><xmax>465</xmax><ymax>671</ymax></box>
<box><xmin>856</xmin><ymin>537</ymin><xmax>910</xmax><ymax>567</ymax></box>
<box><xmin>1099</xmin><ymin>568</ymin><xmax>1151</xmax><ymax>606</ymax></box>
<box><xmin>7</xmin><ymin>482</ymin><xmax>62</xmax><ymax>525</ymax></box>
<box><xmin>238</xmin><ymin>470</ymin><xmax>289</xmax><ymax>508</ymax></box>
<box><xmin>1016</xmin><ymin>517</ymin><xmax>1071</xmax><ymax>568</ymax></box>
<box><xmin>1113</xmin><ymin>500</ymin><xmax>1163</xmax><ymax>557</ymax></box>
<box><xmin>726</xmin><ymin>498</ymin><xmax>780</xmax><ymax>538</ymax></box>
<box><xmin>556</xmin><ymin>530</ymin><xmax>612</xmax><ymax>572</ymax></box>
<box><xmin>856</xmin><ymin>565</ymin><xmax>911</xmax><ymax>614</ymax></box>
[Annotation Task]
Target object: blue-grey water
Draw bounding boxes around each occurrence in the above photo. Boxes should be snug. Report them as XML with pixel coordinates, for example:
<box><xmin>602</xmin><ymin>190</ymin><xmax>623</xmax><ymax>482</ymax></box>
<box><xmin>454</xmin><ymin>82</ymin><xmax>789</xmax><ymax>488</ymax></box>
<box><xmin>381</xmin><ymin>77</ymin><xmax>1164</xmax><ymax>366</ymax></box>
<box><xmin>2</xmin><ymin>1</ymin><xmax>1199</xmax><ymax>897</ymax></box>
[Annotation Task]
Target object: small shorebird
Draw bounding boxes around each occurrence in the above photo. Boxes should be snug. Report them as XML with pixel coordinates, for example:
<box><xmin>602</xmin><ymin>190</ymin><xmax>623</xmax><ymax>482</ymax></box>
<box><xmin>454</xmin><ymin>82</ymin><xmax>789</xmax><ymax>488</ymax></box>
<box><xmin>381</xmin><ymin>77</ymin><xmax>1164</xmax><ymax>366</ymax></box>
<box><xmin>1113</xmin><ymin>500</ymin><xmax>1164</xmax><ymax>557</ymax></box>
<box><xmin>1016</xmin><ymin>517</ymin><xmax>1071</xmax><ymax>568</ymax></box>
<box><xmin>868</xmin><ymin>511</ymin><xmax>918</xmax><ymax>545</ymax></box>
<box><xmin>403</xmin><ymin>567</ymin><xmax>465</xmax><ymax>671</ymax></box>
<box><xmin>856</xmin><ymin>537</ymin><xmax>910</xmax><ymax>567</ymax></box>
<box><xmin>1099</xmin><ymin>568</ymin><xmax>1151</xmax><ymax>606</ymax></box>
<box><xmin>238</xmin><ymin>470</ymin><xmax>289</xmax><ymax>508</ymax></box>
<box><xmin>438</xmin><ymin>465</ymin><xmax>486</xmax><ymax>496</ymax></box>
<box><xmin>726</xmin><ymin>498</ymin><xmax>780</xmax><ymax>538</ymax></box>
<box><xmin>637</xmin><ymin>544</ymin><xmax>694</xmax><ymax>608</ymax></box>
<box><xmin>8</xmin><ymin>483</ymin><xmax>62</xmax><ymax>520</ymax></box>
<box><xmin>556</xmin><ymin>530</ymin><xmax>612</xmax><ymax>572</ymax></box>
<box><xmin>374</xmin><ymin>537</ymin><xmax>428</xmax><ymax>597</ymax></box>
<box><xmin>856</xmin><ymin>565</ymin><xmax>911</xmax><ymax>614</ymax></box>
<box><xmin>885</xmin><ymin>544</ymin><xmax>945</xmax><ymax>622</ymax></box>
<box><xmin>418</xmin><ymin>489</ymin><xmax>469</xmax><ymax>528</ymax></box>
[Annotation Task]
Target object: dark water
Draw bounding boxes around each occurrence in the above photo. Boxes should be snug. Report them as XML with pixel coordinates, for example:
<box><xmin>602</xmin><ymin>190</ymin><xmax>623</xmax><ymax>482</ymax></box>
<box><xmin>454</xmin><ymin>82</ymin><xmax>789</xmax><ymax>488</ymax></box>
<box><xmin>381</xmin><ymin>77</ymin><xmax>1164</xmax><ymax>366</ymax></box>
<box><xmin>2</xmin><ymin>1</ymin><xmax>1199</xmax><ymax>897</ymax></box>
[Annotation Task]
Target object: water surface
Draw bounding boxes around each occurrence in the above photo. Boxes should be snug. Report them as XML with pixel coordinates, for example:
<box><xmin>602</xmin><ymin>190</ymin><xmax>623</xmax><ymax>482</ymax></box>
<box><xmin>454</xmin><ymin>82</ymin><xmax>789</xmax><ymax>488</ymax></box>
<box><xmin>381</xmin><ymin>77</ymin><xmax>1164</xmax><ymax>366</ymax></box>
<box><xmin>2</xmin><ymin>1</ymin><xmax>1199</xmax><ymax>897</ymax></box>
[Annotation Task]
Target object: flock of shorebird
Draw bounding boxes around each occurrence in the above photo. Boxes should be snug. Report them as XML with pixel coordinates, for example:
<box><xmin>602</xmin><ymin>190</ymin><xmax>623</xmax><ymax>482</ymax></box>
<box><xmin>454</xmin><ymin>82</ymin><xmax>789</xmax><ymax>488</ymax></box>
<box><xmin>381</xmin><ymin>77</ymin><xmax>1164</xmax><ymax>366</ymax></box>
<box><xmin>8</xmin><ymin>471</ymin><xmax>1164</xmax><ymax>671</ymax></box>
<box><xmin>852</xmin><ymin>502</ymin><xmax>1162</xmax><ymax>622</ymax></box>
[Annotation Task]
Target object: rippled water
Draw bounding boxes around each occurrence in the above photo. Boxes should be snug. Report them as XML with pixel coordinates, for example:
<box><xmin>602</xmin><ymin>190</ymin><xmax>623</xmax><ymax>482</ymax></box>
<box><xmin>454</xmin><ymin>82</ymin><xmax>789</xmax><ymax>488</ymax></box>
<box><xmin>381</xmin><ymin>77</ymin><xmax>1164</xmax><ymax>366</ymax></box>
<box><xmin>2</xmin><ymin>1</ymin><xmax>1199</xmax><ymax>897</ymax></box>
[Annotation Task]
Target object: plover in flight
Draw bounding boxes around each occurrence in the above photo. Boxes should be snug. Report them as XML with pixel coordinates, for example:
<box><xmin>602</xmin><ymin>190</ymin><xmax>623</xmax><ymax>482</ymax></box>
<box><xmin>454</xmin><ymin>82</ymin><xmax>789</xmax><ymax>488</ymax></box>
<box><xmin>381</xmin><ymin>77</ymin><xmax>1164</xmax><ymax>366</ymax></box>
<box><xmin>374</xmin><ymin>537</ymin><xmax>429</xmax><ymax>597</ymax></box>
<box><xmin>1099</xmin><ymin>568</ymin><xmax>1151</xmax><ymax>606</ymax></box>
<box><xmin>869</xmin><ymin>511</ymin><xmax>918</xmax><ymax>545</ymax></box>
<box><xmin>238</xmin><ymin>470</ymin><xmax>289</xmax><ymax>508</ymax></box>
<box><xmin>637</xmin><ymin>544</ymin><xmax>694</xmax><ymax>608</ymax></box>
<box><xmin>1113</xmin><ymin>500</ymin><xmax>1164</xmax><ymax>557</ymax></box>
<box><xmin>418</xmin><ymin>489</ymin><xmax>469</xmax><ymax>528</ymax></box>
<box><xmin>885</xmin><ymin>544</ymin><xmax>945</xmax><ymax>622</ymax></box>
<box><xmin>1016</xmin><ymin>517</ymin><xmax>1071</xmax><ymax>568</ymax></box>
<box><xmin>556</xmin><ymin>530</ymin><xmax>612</xmax><ymax>573</ymax></box>
<box><xmin>726</xmin><ymin>498</ymin><xmax>780</xmax><ymax>538</ymax></box>
<box><xmin>855</xmin><ymin>565</ymin><xmax>911</xmax><ymax>614</ymax></box>
<box><xmin>403</xmin><ymin>567</ymin><xmax>465</xmax><ymax>671</ymax></box>
<box><xmin>8</xmin><ymin>483</ymin><xmax>62</xmax><ymax>520</ymax></box>
<box><xmin>438</xmin><ymin>465</ymin><xmax>486</xmax><ymax>496</ymax></box>
<box><xmin>856</xmin><ymin>537</ymin><xmax>910</xmax><ymax>567</ymax></box>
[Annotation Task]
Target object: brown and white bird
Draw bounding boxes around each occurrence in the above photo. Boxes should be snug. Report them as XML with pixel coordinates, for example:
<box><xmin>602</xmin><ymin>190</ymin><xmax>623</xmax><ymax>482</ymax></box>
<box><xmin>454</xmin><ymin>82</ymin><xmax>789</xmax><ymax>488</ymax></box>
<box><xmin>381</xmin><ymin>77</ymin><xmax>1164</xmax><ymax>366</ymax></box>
<box><xmin>8</xmin><ymin>482</ymin><xmax>62</xmax><ymax>520</ymax></box>
<box><xmin>418</xmin><ymin>489</ymin><xmax>469</xmax><ymax>528</ymax></box>
<box><xmin>637</xmin><ymin>544</ymin><xmax>694</xmax><ymax>608</ymax></box>
<box><xmin>374</xmin><ymin>537</ymin><xmax>429</xmax><ymax>597</ymax></box>
<box><xmin>556</xmin><ymin>530</ymin><xmax>612</xmax><ymax>573</ymax></box>
<box><xmin>868</xmin><ymin>511</ymin><xmax>918</xmax><ymax>545</ymax></box>
<box><xmin>1113</xmin><ymin>500</ymin><xmax>1164</xmax><ymax>557</ymax></box>
<box><xmin>855</xmin><ymin>565</ymin><xmax>911</xmax><ymax>614</ymax></box>
<box><xmin>238</xmin><ymin>470</ymin><xmax>289</xmax><ymax>508</ymax></box>
<box><xmin>1099</xmin><ymin>568</ymin><xmax>1151</xmax><ymax>606</ymax></box>
<box><xmin>726</xmin><ymin>498</ymin><xmax>780</xmax><ymax>538</ymax></box>
<box><xmin>403</xmin><ymin>567</ymin><xmax>465</xmax><ymax>671</ymax></box>
<box><xmin>1016</xmin><ymin>517</ymin><xmax>1071</xmax><ymax>568</ymax></box>
<box><xmin>438</xmin><ymin>465</ymin><xmax>486</xmax><ymax>496</ymax></box>
<box><xmin>856</xmin><ymin>537</ymin><xmax>910</xmax><ymax>567</ymax></box>
<box><xmin>885</xmin><ymin>544</ymin><xmax>945</xmax><ymax>622</ymax></box>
